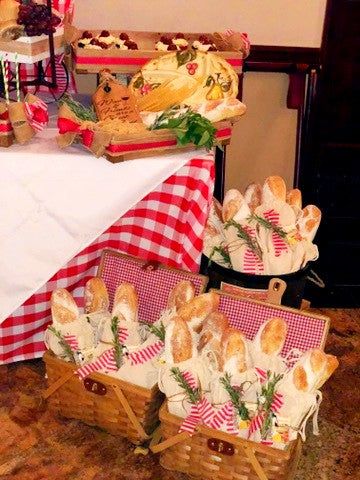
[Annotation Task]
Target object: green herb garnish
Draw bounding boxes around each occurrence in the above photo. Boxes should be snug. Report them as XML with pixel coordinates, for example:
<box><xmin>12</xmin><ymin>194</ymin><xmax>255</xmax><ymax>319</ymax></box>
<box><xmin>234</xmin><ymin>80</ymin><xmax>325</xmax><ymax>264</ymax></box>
<box><xmin>59</xmin><ymin>94</ymin><xmax>97</xmax><ymax>122</ymax></box>
<box><xmin>170</xmin><ymin>367</ymin><xmax>201</xmax><ymax>404</ymax></box>
<box><xmin>48</xmin><ymin>326</ymin><xmax>75</xmax><ymax>362</ymax></box>
<box><xmin>248</xmin><ymin>214</ymin><xmax>288</xmax><ymax>240</ymax></box>
<box><xmin>148</xmin><ymin>321</ymin><xmax>166</xmax><ymax>342</ymax></box>
<box><xmin>220</xmin><ymin>373</ymin><xmax>250</xmax><ymax>421</ymax></box>
<box><xmin>224</xmin><ymin>219</ymin><xmax>263</xmax><ymax>260</ymax></box>
<box><xmin>150</xmin><ymin>106</ymin><xmax>217</xmax><ymax>150</ymax></box>
<box><xmin>258</xmin><ymin>371</ymin><xmax>284</xmax><ymax>439</ymax></box>
<box><xmin>208</xmin><ymin>245</ymin><xmax>232</xmax><ymax>267</ymax></box>
<box><xmin>111</xmin><ymin>316</ymin><xmax>124</xmax><ymax>368</ymax></box>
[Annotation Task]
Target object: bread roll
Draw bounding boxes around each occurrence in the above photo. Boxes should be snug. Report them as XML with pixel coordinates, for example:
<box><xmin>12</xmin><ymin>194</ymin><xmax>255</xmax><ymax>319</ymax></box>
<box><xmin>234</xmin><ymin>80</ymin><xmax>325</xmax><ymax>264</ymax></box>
<box><xmin>220</xmin><ymin>328</ymin><xmax>248</xmax><ymax>373</ymax></box>
<box><xmin>112</xmin><ymin>283</ymin><xmax>138</xmax><ymax>323</ymax></box>
<box><xmin>177</xmin><ymin>292</ymin><xmax>220</xmax><ymax>332</ymax></box>
<box><xmin>244</xmin><ymin>182</ymin><xmax>262</xmax><ymax>212</ymax></box>
<box><xmin>164</xmin><ymin>316</ymin><xmax>195</xmax><ymax>364</ymax></box>
<box><xmin>259</xmin><ymin>318</ymin><xmax>287</xmax><ymax>355</ymax></box>
<box><xmin>262</xmin><ymin>176</ymin><xmax>287</xmax><ymax>204</ymax></box>
<box><xmin>315</xmin><ymin>354</ymin><xmax>339</xmax><ymax>389</ymax></box>
<box><xmin>286</xmin><ymin>189</ymin><xmax>302</xmax><ymax>210</ymax></box>
<box><xmin>84</xmin><ymin>277</ymin><xmax>109</xmax><ymax>314</ymax></box>
<box><xmin>290</xmin><ymin>349</ymin><xmax>330</xmax><ymax>393</ymax></box>
<box><xmin>51</xmin><ymin>289</ymin><xmax>78</xmax><ymax>325</ymax></box>
<box><xmin>167</xmin><ymin>280</ymin><xmax>195</xmax><ymax>311</ymax></box>
<box><xmin>198</xmin><ymin>311</ymin><xmax>229</xmax><ymax>352</ymax></box>
<box><xmin>297</xmin><ymin>205</ymin><xmax>322</xmax><ymax>242</ymax></box>
<box><xmin>222</xmin><ymin>189</ymin><xmax>250</xmax><ymax>223</ymax></box>
<box><xmin>293</xmin><ymin>365</ymin><xmax>309</xmax><ymax>392</ymax></box>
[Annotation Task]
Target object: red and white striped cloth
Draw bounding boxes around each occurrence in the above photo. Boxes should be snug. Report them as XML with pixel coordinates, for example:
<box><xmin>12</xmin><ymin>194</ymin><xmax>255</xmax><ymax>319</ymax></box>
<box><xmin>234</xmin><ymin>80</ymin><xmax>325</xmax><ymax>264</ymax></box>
<box><xmin>242</xmin><ymin>225</ymin><xmax>264</xmax><ymax>274</ymax></box>
<box><xmin>0</xmin><ymin>158</ymin><xmax>214</xmax><ymax>364</ymax></box>
<box><xmin>255</xmin><ymin>367</ymin><xmax>268</xmax><ymax>383</ymax></box>
<box><xmin>24</xmin><ymin>98</ymin><xmax>49</xmax><ymax>132</ymax></box>
<box><xmin>118</xmin><ymin>328</ymin><xmax>129</xmax><ymax>344</ymax></box>
<box><xmin>182</xmin><ymin>370</ymin><xmax>198</xmax><ymax>390</ymax></box>
<box><xmin>77</xmin><ymin>348</ymin><xmax>117</xmax><ymax>380</ymax></box>
<box><xmin>63</xmin><ymin>334</ymin><xmax>79</xmax><ymax>351</ymax></box>
<box><xmin>128</xmin><ymin>340</ymin><xmax>164</xmax><ymax>366</ymax></box>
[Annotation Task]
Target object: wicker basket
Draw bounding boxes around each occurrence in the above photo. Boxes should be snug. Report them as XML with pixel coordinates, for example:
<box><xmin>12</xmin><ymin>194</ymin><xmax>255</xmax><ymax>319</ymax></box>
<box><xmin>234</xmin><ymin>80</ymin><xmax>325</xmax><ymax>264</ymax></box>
<box><xmin>43</xmin><ymin>350</ymin><xmax>165</xmax><ymax>444</ymax></box>
<box><xmin>43</xmin><ymin>249</ymin><xmax>208</xmax><ymax>443</ymax></box>
<box><xmin>154</xmin><ymin>402</ymin><xmax>302</xmax><ymax>480</ymax></box>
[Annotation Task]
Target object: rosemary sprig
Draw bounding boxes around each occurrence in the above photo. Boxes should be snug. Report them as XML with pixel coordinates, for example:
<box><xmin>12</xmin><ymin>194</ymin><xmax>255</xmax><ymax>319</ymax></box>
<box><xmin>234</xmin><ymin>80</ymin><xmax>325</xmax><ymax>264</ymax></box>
<box><xmin>258</xmin><ymin>371</ymin><xmax>284</xmax><ymax>439</ymax></box>
<box><xmin>148</xmin><ymin>321</ymin><xmax>166</xmax><ymax>342</ymax></box>
<box><xmin>224</xmin><ymin>219</ymin><xmax>263</xmax><ymax>260</ymax></box>
<box><xmin>248</xmin><ymin>214</ymin><xmax>288</xmax><ymax>240</ymax></box>
<box><xmin>170</xmin><ymin>367</ymin><xmax>201</xmax><ymax>404</ymax></box>
<box><xmin>59</xmin><ymin>94</ymin><xmax>98</xmax><ymax>122</ymax></box>
<box><xmin>111</xmin><ymin>316</ymin><xmax>124</xmax><ymax>369</ymax></box>
<box><xmin>48</xmin><ymin>326</ymin><xmax>75</xmax><ymax>362</ymax></box>
<box><xmin>220</xmin><ymin>373</ymin><xmax>250</xmax><ymax>420</ymax></box>
<box><xmin>208</xmin><ymin>245</ymin><xmax>232</xmax><ymax>267</ymax></box>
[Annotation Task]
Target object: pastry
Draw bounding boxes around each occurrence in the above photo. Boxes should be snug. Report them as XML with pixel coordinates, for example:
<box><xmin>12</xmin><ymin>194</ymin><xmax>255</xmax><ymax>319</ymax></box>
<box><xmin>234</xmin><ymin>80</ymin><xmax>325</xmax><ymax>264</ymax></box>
<box><xmin>191</xmin><ymin>97</ymin><xmax>246</xmax><ymax>122</ymax></box>
<box><xmin>97</xmin><ymin>29</ymin><xmax>115</xmax><ymax>46</ymax></box>
<box><xmin>262</xmin><ymin>176</ymin><xmax>287</xmax><ymax>204</ymax></box>
<box><xmin>115</xmin><ymin>32</ymin><xmax>138</xmax><ymax>50</ymax></box>
<box><xmin>192</xmin><ymin>35</ymin><xmax>217</xmax><ymax>52</ymax></box>
<box><xmin>84</xmin><ymin>277</ymin><xmax>109</xmax><ymax>314</ymax></box>
<box><xmin>167</xmin><ymin>280</ymin><xmax>196</xmax><ymax>311</ymax></box>
<box><xmin>112</xmin><ymin>283</ymin><xmax>138</xmax><ymax>323</ymax></box>
<box><xmin>177</xmin><ymin>291</ymin><xmax>220</xmax><ymax>332</ymax></box>
<box><xmin>77</xmin><ymin>30</ymin><xmax>93</xmax><ymax>47</ymax></box>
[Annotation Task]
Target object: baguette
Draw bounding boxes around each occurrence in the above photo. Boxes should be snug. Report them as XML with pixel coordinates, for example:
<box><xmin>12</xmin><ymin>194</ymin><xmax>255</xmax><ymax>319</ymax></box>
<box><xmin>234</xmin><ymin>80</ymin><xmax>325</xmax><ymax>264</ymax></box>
<box><xmin>51</xmin><ymin>288</ymin><xmax>78</xmax><ymax>325</ymax></box>
<box><xmin>220</xmin><ymin>327</ymin><xmax>248</xmax><ymax>373</ymax></box>
<box><xmin>286</xmin><ymin>189</ymin><xmax>302</xmax><ymax>210</ymax></box>
<box><xmin>222</xmin><ymin>189</ymin><xmax>250</xmax><ymax>223</ymax></box>
<box><xmin>198</xmin><ymin>311</ymin><xmax>229</xmax><ymax>352</ymax></box>
<box><xmin>167</xmin><ymin>280</ymin><xmax>195</xmax><ymax>311</ymax></box>
<box><xmin>259</xmin><ymin>317</ymin><xmax>287</xmax><ymax>355</ymax></box>
<box><xmin>84</xmin><ymin>277</ymin><xmax>109</xmax><ymax>314</ymax></box>
<box><xmin>177</xmin><ymin>292</ymin><xmax>220</xmax><ymax>332</ymax></box>
<box><xmin>244</xmin><ymin>182</ymin><xmax>262</xmax><ymax>212</ymax></box>
<box><xmin>262</xmin><ymin>176</ymin><xmax>287</xmax><ymax>204</ymax></box>
<box><xmin>112</xmin><ymin>283</ymin><xmax>138</xmax><ymax>323</ymax></box>
<box><xmin>165</xmin><ymin>316</ymin><xmax>195</xmax><ymax>364</ymax></box>
<box><xmin>297</xmin><ymin>205</ymin><xmax>322</xmax><ymax>242</ymax></box>
<box><xmin>315</xmin><ymin>354</ymin><xmax>339</xmax><ymax>389</ymax></box>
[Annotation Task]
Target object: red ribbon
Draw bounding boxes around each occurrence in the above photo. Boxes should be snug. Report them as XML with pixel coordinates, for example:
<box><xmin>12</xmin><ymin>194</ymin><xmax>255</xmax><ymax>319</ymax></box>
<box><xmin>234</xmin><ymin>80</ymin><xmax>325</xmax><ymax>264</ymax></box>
<box><xmin>57</xmin><ymin>117</ymin><xmax>94</xmax><ymax>148</ymax></box>
<box><xmin>24</xmin><ymin>101</ymin><xmax>49</xmax><ymax>132</ymax></box>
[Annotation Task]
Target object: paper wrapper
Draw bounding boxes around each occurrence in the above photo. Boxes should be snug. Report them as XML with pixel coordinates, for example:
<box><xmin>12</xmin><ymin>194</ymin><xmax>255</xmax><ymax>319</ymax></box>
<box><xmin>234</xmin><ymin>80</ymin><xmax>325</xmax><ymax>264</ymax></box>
<box><xmin>7</xmin><ymin>101</ymin><xmax>35</xmax><ymax>144</ymax></box>
<box><xmin>158</xmin><ymin>357</ymin><xmax>210</xmax><ymax>418</ymax></box>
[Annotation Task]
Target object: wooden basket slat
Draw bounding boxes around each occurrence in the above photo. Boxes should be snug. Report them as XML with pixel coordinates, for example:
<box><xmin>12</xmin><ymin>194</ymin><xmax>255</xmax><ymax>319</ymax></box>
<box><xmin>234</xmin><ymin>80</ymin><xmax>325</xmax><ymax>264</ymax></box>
<box><xmin>44</xmin><ymin>351</ymin><xmax>165</xmax><ymax>444</ymax></box>
<box><xmin>158</xmin><ymin>402</ymin><xmax>301</xmax><ymax>480</ymax></box>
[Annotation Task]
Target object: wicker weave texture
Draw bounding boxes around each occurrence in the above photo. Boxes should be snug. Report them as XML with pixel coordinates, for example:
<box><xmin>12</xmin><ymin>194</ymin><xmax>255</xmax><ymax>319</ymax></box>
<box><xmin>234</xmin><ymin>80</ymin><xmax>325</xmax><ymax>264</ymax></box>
<box><xmin>44</xmin><ymin>351</ymin><xmax>165</xmax><ymax>444</ymax></box>
<box><xmin>158</xmin><ymin>403</ymin><xmax>302</xmax><ymax>480</ymax></box>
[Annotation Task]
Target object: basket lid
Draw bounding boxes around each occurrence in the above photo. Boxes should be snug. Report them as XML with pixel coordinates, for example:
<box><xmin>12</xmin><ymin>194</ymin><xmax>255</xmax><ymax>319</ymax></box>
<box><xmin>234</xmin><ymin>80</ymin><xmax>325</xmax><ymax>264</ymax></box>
<box><xmin>97</xmin><ymin>249</ymin><xmax>208</xmax><ymax>324</ymax></box>
<box><xmin>214</xmin><ymin>289</ymin><xmax>330</xmax><ymax>355</ymax></box>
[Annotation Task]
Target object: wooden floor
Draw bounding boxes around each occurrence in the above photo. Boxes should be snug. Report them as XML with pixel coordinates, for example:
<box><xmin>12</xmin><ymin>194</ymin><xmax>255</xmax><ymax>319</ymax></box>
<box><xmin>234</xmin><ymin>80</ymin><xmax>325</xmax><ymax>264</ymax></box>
<box><xmin>0</xmin><ymin>308</ymin><xmax>359</xmax><ymax>480</ymax></box>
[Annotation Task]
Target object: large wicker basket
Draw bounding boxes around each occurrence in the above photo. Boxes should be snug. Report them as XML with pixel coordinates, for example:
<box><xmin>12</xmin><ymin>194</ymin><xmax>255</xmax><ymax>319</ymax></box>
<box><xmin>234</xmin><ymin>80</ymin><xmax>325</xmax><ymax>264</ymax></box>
<box><xmin>43</xmin><ymin>350</ymin><xmax>165</xmax><ymax>444</ymax></box>
<box><xmin>154</xmin><ymin>402</ymin><xmax>302</xmax><ymax>480</ymax></box>
<box><xmin>43</xmin><ymin>249</ymin><xmax>208</xmax><ymax>444</ymax></box>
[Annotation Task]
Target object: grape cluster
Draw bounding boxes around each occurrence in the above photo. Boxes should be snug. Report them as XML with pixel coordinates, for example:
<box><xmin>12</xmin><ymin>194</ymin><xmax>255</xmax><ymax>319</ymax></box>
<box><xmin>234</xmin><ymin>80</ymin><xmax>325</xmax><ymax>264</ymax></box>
<box><xmin>17</xmin><ymin>1</ymin><xmax>61</xmax><ymax>37</ymax></box>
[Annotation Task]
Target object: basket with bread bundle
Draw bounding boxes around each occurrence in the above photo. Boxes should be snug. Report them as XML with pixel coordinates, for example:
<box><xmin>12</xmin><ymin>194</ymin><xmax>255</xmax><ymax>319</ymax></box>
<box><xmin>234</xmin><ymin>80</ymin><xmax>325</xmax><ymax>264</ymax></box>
<box><xmin>151</xmin><ymin>290</ymin><xmax>336</xmax><ymax>480</ymax></box>
<box><xmin>43</xmin><ymin>249</ymin><xmax>208</xmax><ymax>444</ymax></box>
<box><xmin>56</xmin><ymin>49</ymin><xmax>246</xmax><ymax>162</ymax></box>
<box><xmin>0</xmin><ymin>0</ymin><xmax>63</xmax><ymax>63</ymax></box>
<box><xmin>66</xmin><ymin>25</ymin><xmax>249</xmax><ymax>74</ymax></box>
<box><xmin>202</xmin><ymin>176</ymin><xmax>323</xmax><ymax>308</ymax></box>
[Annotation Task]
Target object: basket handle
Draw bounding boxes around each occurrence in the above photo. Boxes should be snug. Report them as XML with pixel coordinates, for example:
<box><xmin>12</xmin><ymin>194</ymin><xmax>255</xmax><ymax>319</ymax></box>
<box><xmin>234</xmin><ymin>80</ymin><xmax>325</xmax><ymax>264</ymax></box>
<box><xmin>242</xmin><ymin>445</ymin><xmax>269</xmax><ymax>480</ymax></box>
<box><xmin>266</xmin><ymin>278</ymin><xmax>287</xmax><ymax>305</ymax></box>
<box><xmin>112</xmin><ymin>384</ymin><xmax>150</xmax><ymax>441</ymax></box>
<box><xmin>150</xmin><ymin>431</ymin><xmax>193</xmax><ymax>453</ymax></box>
<box><xmin>43</xmin><ymin>371</ymin><xmax>75</xmax><ymax>399</ymax></box>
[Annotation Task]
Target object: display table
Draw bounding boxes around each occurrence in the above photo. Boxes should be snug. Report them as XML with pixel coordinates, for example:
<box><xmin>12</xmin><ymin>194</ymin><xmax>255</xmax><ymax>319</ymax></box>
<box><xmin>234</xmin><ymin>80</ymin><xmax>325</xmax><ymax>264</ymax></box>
<box><xmin>0</xmin><ymin>129</ymin><xmax>214</xmax><ymax>364</ymax></box>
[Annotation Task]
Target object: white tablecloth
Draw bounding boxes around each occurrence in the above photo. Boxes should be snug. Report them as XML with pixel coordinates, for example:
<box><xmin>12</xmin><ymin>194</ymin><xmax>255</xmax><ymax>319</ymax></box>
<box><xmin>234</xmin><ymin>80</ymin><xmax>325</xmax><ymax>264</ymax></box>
<box><xmin>0</xmin><ymin>129</ymin><xmax>205</xmax><ymax>323</ymax></box>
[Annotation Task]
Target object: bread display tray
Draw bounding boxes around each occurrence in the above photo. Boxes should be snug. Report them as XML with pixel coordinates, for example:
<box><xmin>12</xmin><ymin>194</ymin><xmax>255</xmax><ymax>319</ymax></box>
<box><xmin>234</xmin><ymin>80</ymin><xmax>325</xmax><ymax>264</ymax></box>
<box><xmin>72</xmin><ymin>31</ymin><xmax>244</xmax><ymax>74</ymax></box>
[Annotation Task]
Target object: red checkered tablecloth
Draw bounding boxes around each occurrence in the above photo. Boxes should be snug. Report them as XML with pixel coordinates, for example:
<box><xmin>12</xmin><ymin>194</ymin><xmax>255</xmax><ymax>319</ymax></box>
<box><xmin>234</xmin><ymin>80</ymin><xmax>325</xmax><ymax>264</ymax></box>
<box><xmin>0</xmin><ymin>157</ymin><xmax>214</xmax><ymax>364</ymax></box>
